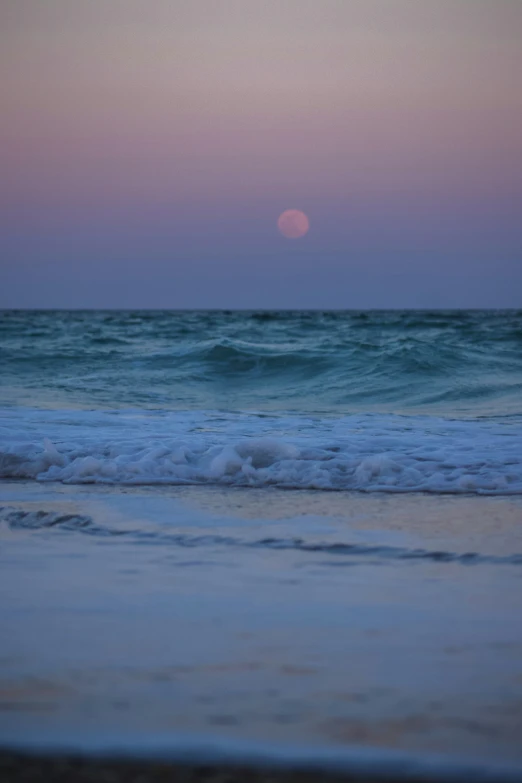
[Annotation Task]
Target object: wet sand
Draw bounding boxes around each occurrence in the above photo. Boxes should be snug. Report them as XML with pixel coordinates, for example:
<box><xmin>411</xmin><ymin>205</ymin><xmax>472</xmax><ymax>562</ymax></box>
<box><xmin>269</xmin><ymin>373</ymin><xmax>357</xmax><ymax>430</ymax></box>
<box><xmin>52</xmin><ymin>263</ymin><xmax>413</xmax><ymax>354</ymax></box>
<box><xmin>1</xmin><ymin>483</ymin><xmax>522</xmax><ymax>774</ymax></box>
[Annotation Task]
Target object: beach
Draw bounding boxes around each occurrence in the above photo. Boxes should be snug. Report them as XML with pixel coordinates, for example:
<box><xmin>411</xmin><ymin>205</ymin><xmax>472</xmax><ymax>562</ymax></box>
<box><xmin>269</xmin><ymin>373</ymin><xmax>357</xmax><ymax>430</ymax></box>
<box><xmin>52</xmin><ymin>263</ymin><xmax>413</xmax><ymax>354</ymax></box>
<box><xmin>1</xmin><ymin>482</ymin><xmax>522</xmax><ymax>777</ymax></box>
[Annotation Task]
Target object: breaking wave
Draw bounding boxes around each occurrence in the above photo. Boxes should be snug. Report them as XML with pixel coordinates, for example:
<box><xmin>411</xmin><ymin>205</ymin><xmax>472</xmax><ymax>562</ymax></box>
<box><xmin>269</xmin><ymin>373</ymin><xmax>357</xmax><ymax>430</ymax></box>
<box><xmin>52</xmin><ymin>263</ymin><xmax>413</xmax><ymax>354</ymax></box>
<box><xmin>0</xmin><ymin>408</ymin><xmax>521</xmax><ymax>494</ymax></box>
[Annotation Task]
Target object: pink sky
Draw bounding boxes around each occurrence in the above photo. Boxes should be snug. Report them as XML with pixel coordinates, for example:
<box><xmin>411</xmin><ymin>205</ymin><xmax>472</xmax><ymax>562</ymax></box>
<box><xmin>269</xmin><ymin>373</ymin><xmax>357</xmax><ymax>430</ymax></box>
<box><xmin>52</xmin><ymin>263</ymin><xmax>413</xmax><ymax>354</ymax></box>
<box><xmin>2</xmin><ymin>0</ymin><xmax>522</xmax><ymax>308</ymax></box>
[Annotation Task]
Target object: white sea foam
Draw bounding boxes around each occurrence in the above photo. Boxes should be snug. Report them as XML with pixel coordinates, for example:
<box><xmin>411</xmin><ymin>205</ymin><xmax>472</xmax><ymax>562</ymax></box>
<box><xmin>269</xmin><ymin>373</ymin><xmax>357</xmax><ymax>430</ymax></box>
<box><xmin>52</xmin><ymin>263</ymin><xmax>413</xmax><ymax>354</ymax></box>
<box><xmin>0</xmin><ymin>408</ymin><xmax>521</xmax><ymax>494</ymax></box>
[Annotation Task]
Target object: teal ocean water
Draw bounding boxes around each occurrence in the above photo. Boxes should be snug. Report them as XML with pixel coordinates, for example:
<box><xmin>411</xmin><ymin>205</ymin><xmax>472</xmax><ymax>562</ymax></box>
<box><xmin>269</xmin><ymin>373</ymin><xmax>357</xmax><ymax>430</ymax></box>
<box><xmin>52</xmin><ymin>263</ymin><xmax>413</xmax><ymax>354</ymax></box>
<box><xmin>1</xmin><ymin>309</ymin><xmax>522</xmax><ymax>415</ymax></box>
<box><xmin>1</xmin><ymin>310</ymin><xmax>521</xmax><ymax>493</ymax></box>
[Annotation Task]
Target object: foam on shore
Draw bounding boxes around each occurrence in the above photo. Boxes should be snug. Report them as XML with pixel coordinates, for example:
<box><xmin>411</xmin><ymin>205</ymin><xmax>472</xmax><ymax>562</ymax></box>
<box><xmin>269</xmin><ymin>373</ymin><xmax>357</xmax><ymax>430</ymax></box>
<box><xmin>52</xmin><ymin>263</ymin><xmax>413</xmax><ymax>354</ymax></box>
<box><xmin>1</xmin><ymin>408</ymin><xmax>521</xmax><ymax>494</ymax></box>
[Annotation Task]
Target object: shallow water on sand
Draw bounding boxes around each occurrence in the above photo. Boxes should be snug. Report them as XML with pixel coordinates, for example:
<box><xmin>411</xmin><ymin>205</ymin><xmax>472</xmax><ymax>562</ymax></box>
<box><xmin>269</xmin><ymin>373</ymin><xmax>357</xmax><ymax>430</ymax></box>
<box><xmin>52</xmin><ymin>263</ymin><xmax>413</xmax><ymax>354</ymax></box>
<box><xmin>1</xmin><ymin>482</ymin><xmax>522</xmax><ymax>768</ymax></box>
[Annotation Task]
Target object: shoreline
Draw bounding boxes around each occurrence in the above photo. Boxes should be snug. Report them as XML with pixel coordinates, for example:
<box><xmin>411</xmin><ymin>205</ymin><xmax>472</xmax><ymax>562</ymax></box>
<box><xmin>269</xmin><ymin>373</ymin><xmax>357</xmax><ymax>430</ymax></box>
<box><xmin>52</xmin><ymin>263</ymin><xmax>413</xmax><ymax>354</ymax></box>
<box><xmin>2</xmin><ymin>483</ymin><xmax>522</xmax><ymax>767</ymax></box>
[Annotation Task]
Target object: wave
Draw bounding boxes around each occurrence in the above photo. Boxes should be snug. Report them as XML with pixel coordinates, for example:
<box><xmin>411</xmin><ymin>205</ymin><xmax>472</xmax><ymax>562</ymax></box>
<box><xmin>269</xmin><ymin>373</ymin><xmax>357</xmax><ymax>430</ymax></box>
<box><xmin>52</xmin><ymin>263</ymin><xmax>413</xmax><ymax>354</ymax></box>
<box><xmin>1</xmin><ymin>310</ymin><xmax>521</xmax><ymax>414</ymax></box>
<box><xmin>3</xmin><ymin>507</ymin><xmax>521</xmax><ymax>566</ymax></box>
<box><xmin>1</xmin><ymin>409</ymin><xmax>521</xmax><ymax>494</ymax></box>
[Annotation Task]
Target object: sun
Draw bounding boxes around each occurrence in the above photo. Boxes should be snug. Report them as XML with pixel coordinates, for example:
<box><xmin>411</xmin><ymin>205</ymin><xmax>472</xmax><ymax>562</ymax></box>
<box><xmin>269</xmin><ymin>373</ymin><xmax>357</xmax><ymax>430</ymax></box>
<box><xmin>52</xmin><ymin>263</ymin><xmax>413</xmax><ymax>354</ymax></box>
<box><xmin>277</xmin><ymin>209</ymin><xmax>310</xmax><ymax>239</ymax></box>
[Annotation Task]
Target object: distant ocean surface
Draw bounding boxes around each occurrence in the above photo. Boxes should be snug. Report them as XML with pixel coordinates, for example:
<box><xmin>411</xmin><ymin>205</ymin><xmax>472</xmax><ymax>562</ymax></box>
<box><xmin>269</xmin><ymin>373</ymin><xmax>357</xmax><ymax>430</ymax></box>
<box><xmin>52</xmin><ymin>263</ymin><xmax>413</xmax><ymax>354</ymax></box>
<box><xmin>2</xmin><ymin>310</ymin><xmax>522</xmax><ymax>776</ymax></box>
<box><xmin>1</xmin><ymin>309</ymin><xmax>521</xmax><ymax>493</ymax></box>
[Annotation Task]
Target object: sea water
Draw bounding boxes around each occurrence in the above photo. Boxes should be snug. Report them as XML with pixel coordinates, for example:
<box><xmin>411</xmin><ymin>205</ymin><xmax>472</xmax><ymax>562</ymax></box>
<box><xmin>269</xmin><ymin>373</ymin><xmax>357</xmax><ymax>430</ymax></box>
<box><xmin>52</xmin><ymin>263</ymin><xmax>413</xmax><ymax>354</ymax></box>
<box><xmin>1</xmin><ymin>310</ymin><xmax>522</xmax><ymax>778</ymax></box>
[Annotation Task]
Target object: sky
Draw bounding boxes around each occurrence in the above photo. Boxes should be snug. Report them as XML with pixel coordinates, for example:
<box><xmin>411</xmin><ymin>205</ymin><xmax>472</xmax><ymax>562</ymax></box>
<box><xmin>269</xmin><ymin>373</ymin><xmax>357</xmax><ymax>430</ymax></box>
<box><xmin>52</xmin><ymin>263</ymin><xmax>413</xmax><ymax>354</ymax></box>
<box><xmin>1</xmin><ymin>0</ymin><xmax>522</xmax><ymax>309</ymax></box>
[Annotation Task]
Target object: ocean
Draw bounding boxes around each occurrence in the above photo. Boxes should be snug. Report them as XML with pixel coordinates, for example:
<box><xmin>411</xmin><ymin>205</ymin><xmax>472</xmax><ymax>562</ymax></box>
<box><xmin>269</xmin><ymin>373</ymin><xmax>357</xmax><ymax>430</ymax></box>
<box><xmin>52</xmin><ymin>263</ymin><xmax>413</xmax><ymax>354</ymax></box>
<box><xmin>1</xmin><ymin>310</ymin><xmax>522</xmax><ymax>780</ymax></box>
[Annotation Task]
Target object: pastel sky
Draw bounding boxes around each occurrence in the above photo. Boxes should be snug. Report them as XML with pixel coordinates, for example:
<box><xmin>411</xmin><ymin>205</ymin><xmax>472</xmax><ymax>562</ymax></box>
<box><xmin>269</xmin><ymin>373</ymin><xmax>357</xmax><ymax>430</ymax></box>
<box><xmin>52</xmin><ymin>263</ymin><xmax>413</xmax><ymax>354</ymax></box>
<box><xmin>2</xmin><ymin>0</ymin><xmax>522</xmax><ymax>308</ymax></box>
